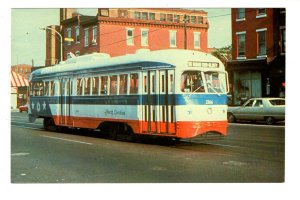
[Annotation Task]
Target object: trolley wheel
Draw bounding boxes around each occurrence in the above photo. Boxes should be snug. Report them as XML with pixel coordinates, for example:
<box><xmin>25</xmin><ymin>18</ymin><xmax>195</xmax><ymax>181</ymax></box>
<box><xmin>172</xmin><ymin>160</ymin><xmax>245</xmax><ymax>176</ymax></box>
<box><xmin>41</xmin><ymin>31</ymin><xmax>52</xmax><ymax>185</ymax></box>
<box><xmin>227</xmin><ymin>113</ymin><xmax>236</xmax><ymax>123</ymax></box>
<box><xmin>43</xmin><ymin>118</ymin><xmax>57</xmax><ymax>131</ymax></box>
<box><xmin>108</xmin><ymin>125</ymin><xmax>118</xmax><ymax>139</ymax></box>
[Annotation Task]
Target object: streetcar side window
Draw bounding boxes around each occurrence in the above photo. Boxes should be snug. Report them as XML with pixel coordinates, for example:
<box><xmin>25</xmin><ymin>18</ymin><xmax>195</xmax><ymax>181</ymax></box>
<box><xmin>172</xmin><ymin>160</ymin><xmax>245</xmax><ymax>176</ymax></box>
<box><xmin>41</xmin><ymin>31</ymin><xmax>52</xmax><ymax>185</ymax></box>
<box><xmin>33</xmin><ymin>82</ymin><xmax>39</xmax><ymax>96</ymax></box>
<box><xmin>110</xmin><ymin>75</ymin><xmax>117</xmax><ymax>95</ymax></box>
<box><xmin>44</xmin><ymin>81</ymin><xmax>49</xmax><ymax>96</ymax></box>
<box><xmin>50</xmin><ymin>81</ymin><xmax>55</xmax><ymax>96</ymax></box>
<box><xmin>77</xmin><ymin>78</ymin><xmax>84</xmax><ymax>96</ymax></box>
<box><xmin>92</xmin><ymin>76</ymin><xmax>99</xmax><ymax>95</ymax></box>
<box><xmin>32</xmin><ymin>81</ymin><xmax>44</xmax><ymax>96</ymax></box>
<box><xmin>39</xmin><ymin>82</ymin><xmax>44</xmax><ymax>96</ymax></box>
<box><xmin>129</xmin><ymin>73</ymin><xmax>139</xmax><ymax>94</ymax></box>
<box><xmin>100</xmin><ymin>76</ymin><xmax>108</xmax><ymax>95</ymax></box>
<box><xmin>84</xmin><ymin>77</ymin><xmax>91</xmax><ymax>96</ymax></box>
<box><xmin>119</xmin><ymin>74</ymin><xmax>128</xmax><ymax>95</ymax></box>
<box><xmin>169</xmin><ymin>74</ymin><xmax>174</xmax><ymax>93</ymax></box>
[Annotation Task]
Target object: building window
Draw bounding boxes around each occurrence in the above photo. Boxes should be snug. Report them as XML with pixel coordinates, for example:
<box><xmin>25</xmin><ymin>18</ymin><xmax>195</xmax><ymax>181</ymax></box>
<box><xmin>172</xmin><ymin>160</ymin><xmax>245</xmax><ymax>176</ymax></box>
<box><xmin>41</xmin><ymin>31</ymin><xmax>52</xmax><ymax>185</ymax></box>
<box><xmin>236</xmin><ymin>31</ymin><xmax>246</xmax><ymax>58</ymax></box>
<box><xmin>141</xmin><ymin>12</ymin><xmax>148</xmax><ymax>20</ymax></box>
<box><xmin>280</xmin><ymin>27</ymin><xmax>286</xmax><ymax>54</ymax></box>
<box><xmin>167</xmin><ymin>14</ymin><xmax>173</xmax><ymax>22</ymax></box>
<box><xmin>126</xmin><ymin>28</ymin><xmax>134</xmax><ymax>46</ymax></box>
<box><xmin>191</xmin><ymin>16</ymin><xmax>196</xmax><ymax>24</ymax></box>
<box><xmin>84</xmin><ymin>28</ymin><xmax>89</xmax><ymax>47</ymax></box>
<box><xmin>257</xmin><ymin>28</ymin><xmax>267</xmax><ymax>56</ymax></box>
<box><xmin>92</xmin><ymin>26</ymin><xmax>97</xmax><ymax>45</ymax></box>
<box><xmin>184</xmin><ymin>15</ymin><xmax>190</xmax><ymax>23</ymax></box>
<box><xmin>75</xmin><ymin>26</ymin><xmax>80</xmax><ymax>43</ymax></box>
<box><xmin>75</xmin><ymin>51</ymin><xmax>80</xmax><ymax>57</ymax></box>
<box><xmin>66</xmin><ymin>28</ymin><xmax>71</xmax><ymax>45</ymax></box>
<box><xmin>174</xmin><ymin>15</ymin><xmax>179</xmax><ymax>23</ymax></box>
<box><xmin>169</xmin><ymin>30</ymin><xmax>177</xmax><ymax>47</ymax></box>
<box><xmin>134</xmin><ymin>11</ymin><xmax>141</xmax><ymax>19</ymax></box>
<box><xmin>257</xmin><ymin>8</ymin><xmax>267</xmax><ymax>18</ymax></box>
<box><xmin>160</xmin><ymin>13</ymin><xmax>166</xmax><ymax>21</ymax></box>
<box><xmin>237</xmin><ymin>8</ymin><xmax>245</xmax><ymax>21</ymax></box>
<box><xmin>194</xmin><ymin>32</ymin><xmax>200</xmax><ymax>49</ymax></box>
<box><xmin>149</xmin><ymin>13</ymin><xmax>155</xmax><ymax>20</ymax></box>
<box><xmin>118</xmin><ymin>9</ymin><xmax>128</xmax><ymax>18</ymax></box>
<box><xmin>198</xmin><ymin>16</ymin><xmax>203</xmax><ymax>24</ymax></box>
<box><xmin>141</xmin><ymin>29</ymin><xmax>148</xmax><ymax>46</ymax></box>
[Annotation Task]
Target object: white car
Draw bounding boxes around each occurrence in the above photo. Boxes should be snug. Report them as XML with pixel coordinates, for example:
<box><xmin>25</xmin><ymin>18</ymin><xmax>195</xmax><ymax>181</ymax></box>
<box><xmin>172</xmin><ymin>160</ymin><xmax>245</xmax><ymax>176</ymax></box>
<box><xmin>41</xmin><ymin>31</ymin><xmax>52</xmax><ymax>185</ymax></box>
<box><xmin>227</xmin><ymin>98</ymin><xmax>285</xmax><ymax>125</ymax></box>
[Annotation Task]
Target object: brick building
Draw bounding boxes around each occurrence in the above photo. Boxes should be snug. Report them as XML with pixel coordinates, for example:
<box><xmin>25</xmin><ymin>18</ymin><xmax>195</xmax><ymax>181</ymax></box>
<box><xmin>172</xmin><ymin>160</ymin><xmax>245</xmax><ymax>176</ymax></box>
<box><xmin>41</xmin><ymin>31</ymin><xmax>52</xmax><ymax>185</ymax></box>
<box><xmin>45</xmin><ymin>8</ymin><xmax>209</xmax><ymax>64</ymax></box>
<box><xmin>11</xmin><ymin>64</ymin><xmax>32</xmax><ymax>80</ymax></box>
<box><xmin>227</xmin><ymin>8</ymin><xmax>286</xmax><ymax>105</ymax></box>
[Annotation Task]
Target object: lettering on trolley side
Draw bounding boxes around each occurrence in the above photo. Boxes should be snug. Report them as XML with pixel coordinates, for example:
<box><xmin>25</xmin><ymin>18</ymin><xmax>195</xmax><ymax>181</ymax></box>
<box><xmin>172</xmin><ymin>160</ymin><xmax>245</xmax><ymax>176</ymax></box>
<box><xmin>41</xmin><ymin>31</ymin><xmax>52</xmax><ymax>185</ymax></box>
<box><xmin>105</xmin><ymin>109</ymin><xmax>126</xmax><ymax>116</ymax></box>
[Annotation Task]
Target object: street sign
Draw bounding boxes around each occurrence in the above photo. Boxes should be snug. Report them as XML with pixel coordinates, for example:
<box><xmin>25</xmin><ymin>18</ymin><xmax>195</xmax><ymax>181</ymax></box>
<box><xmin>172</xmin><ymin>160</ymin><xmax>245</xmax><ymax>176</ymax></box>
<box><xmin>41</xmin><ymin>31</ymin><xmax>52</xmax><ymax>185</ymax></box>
<box><xmin>64</xmin><ymin>38</ymin><xmax>74</xmax><ymax>42</ymax></box>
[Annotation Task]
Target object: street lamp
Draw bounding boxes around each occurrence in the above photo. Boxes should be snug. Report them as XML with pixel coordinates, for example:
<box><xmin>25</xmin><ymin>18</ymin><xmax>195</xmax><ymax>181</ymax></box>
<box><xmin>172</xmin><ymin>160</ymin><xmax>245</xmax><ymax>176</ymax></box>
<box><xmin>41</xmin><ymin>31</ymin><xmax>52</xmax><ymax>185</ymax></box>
<box><xmin>40</xmin><ymin>27</ymin><xmax>63</xmax><ymax>63</ymax></box>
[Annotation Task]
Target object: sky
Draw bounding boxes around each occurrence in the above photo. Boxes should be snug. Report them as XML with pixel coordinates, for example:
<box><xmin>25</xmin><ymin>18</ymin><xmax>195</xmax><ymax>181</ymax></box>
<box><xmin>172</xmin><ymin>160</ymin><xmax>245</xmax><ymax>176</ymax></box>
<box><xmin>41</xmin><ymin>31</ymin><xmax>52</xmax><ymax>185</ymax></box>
<box><xmin>11</xmin><ymin>8</ymin><xmax>231</xmax><ymax>66</ymax></box>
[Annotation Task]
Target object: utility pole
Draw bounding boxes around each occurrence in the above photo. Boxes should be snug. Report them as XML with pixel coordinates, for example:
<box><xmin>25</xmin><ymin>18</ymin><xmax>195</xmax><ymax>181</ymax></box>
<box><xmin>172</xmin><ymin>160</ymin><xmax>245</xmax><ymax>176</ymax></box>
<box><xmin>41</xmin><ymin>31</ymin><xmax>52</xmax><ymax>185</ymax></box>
<box><xmin>184</xmin><ymin>14</ymin><xmax>188</xmax><ymax>49</ymax></box>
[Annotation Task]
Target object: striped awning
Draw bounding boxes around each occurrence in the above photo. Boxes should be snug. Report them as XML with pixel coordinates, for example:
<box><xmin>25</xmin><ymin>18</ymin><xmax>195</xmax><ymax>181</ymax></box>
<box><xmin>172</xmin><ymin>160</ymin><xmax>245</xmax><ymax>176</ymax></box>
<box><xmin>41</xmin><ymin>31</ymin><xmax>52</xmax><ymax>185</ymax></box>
<box><xmin>11</xmin><ymin>70</ymin><xmax>29</xmax><ymax>87</ymax></box>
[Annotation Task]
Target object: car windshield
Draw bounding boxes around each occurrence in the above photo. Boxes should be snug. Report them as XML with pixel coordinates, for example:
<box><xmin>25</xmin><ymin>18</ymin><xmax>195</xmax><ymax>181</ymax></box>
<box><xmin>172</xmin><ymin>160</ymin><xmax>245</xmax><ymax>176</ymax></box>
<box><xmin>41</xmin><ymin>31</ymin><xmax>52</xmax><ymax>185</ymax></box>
<box><xmin>269</xmin><ymin>99</ymin><xmax>285</xmax><ymax>105</ymax></box>
<box><xmin>180</xmin><ymin>70</ymin><xmax>226</xmax><ymax>93</ymax></box>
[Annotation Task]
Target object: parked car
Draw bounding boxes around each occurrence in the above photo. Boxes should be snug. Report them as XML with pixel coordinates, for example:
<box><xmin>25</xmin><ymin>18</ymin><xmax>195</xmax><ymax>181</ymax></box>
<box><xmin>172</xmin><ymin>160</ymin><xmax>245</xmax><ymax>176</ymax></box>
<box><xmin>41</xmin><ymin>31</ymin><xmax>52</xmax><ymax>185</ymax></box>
<box><xmin>19</xmin><ymin>103</ymin><xmax>28</xmax><ymax>113</ymax></box>
<box><xmin>227</xmin><ymin>98</ymin><xmax>285</xmax><ymax>125</ymax></box>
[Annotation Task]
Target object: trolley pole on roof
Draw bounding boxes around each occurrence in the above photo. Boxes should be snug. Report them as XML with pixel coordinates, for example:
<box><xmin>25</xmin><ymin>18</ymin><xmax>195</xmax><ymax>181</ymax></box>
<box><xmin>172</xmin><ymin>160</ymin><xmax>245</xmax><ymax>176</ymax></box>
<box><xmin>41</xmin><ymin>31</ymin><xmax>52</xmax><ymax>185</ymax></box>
<box><xmin>184</xmin><ymin>14</ymin><xmax>188</xmax><ymax>50</ymax></box>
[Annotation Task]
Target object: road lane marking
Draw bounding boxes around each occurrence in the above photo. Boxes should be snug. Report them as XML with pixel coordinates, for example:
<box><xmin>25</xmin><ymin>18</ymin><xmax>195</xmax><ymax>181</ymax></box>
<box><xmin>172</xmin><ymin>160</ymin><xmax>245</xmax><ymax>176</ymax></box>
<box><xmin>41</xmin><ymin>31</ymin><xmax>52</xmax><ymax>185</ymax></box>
<box><xmin>229</xmin><ymin>123</ymin><xmax>285</xmax><ymax>128</ymax></box>
<box><xmin>11</xmin><ymin>120</ymin><xmax>43</xmax><ymax>125</ymax></box>
<box><xmin>40</xmin><ymin>135</ymin><xmax>93</xmax><ymax>145</ymax></box>
<box><xmin>223</xmin><ymin>160</ymin><xmax>247</xmax><ymax>166</ymax></box>
<box><xmin>201</xmin><ymin>142</ymin><xmax>241</xmax><ymax>148</ymax></box>
<box><xmin>182</xmin><ymin>139</ymin><xmax>241</xmax><ymax>148</ymax></box>
<box><xmin>11</xmin><ymin>125</ymin><xmax>44</xmax><ymax>131</ymax></box>
<box><xmin>11</xmin><ymin>152</ymin><xmax>30</xmax><ymax>156</ymax></box>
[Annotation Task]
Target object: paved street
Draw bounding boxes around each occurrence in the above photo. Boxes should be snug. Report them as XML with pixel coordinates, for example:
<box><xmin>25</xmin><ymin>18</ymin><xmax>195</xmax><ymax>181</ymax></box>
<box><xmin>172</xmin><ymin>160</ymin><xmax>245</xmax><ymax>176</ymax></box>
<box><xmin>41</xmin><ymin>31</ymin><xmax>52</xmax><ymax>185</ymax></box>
<box><xmin>11</xmin><ymin>111</ymin><xmax>284</xmax><ymax>183</ymax></box>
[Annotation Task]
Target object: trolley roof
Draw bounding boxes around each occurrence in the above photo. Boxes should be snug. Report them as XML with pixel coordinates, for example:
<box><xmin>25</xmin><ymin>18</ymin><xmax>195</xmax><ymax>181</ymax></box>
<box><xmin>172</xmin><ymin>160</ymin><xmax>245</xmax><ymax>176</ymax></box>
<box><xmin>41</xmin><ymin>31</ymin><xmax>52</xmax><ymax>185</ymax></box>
<box><xmin>30</xmin><ymin>49</ymin><xmax>224</xmax><ymax>80</ymax></box>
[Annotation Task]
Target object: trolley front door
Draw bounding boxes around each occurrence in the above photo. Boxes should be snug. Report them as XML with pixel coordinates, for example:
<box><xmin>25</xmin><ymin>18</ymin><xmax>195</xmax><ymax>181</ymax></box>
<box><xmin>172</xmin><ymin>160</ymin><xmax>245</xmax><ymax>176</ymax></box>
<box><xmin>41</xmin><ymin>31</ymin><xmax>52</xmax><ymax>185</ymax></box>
<box><xmin>59</xmin><ymin>78</ymin><xmax>72</xmax><ymax>125</ymax></box>
<box><xmin>142</xmin><ymin>69</ymin><xmax>175</xmax><ymax>134</ymax></box>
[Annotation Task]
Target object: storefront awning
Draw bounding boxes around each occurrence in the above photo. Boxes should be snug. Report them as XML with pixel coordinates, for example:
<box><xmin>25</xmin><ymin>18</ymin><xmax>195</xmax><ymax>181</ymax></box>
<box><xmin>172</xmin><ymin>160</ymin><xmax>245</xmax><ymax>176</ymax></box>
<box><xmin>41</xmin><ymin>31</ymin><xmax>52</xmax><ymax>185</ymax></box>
<box><xmin>226</xmin><ymin>58</ymin><xmax>267</xmax><ymax>71</ymax></box>
<box><xmin>11</xmin><ymin>70</ymin><xmax>29</xmax><ymax>87</ymax></box>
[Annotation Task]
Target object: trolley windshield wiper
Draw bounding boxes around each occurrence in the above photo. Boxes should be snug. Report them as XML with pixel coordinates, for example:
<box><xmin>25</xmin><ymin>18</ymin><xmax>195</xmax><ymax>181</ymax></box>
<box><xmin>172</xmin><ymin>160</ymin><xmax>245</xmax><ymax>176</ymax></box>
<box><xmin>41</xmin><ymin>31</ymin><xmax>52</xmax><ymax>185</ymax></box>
<box><xmin>206</xmin><ymin>83</ymin><xmax>220</xmax><ymax>96</ymax></box>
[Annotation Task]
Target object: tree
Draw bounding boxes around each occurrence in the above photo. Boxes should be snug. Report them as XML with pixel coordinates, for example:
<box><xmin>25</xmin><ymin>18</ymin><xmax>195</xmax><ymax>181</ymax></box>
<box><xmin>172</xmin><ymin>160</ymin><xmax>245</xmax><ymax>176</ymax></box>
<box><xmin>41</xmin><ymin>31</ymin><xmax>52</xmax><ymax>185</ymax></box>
<box><xmin>211</xmin><ymin>45</ymin><xmax>232</xmax><ymax>65</ymax></box>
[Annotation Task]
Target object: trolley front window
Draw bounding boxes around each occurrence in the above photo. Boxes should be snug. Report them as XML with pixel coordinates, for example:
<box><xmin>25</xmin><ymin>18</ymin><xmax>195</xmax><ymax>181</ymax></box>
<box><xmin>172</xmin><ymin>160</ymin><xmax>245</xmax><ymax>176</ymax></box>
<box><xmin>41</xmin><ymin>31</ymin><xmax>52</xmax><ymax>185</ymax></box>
<box><xmin>180</xmin><ymin>71</ymin><xmax>204</xmax><ymax>93</ymax></box>
<box><xmin>203</xmin><ymin>71</ymin><xmax>226</xmax><ymax>93</ymax></box>
<box><xmin>180</xmin><ymin>70</ymin><xmax>226</xmax><ymax>93</ymax></box>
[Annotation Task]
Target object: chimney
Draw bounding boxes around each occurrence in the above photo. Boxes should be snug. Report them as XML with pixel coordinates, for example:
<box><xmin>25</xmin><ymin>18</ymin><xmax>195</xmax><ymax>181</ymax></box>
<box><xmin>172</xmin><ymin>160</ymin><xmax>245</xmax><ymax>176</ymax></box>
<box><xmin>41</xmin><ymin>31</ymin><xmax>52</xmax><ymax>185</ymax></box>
<box><xmin>60</xmin><ymin>8</ymin><xmax>78</xmax><ymax>23</ymax></box>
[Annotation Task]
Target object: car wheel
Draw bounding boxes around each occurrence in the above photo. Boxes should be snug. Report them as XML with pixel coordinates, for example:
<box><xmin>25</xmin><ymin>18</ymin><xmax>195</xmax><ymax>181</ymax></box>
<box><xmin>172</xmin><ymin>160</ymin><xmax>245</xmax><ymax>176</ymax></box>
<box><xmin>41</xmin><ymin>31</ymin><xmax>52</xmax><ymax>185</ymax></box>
<box><xmin>265</xmin><ymin>117</ymin><xmax>275</xmax><ymax>125</ymax></box>
<box><xmin>228</xmin><ymin>113</ymin><xmax>236</xmax><ymax>123</ymax></box>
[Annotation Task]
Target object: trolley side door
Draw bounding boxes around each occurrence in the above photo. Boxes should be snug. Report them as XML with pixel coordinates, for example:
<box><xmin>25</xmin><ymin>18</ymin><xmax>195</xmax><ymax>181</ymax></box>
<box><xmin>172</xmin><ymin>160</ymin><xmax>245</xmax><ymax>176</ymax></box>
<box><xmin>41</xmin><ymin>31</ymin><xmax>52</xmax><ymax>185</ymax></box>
<box><xmin>59</xmin><ymin>78</ymin><xmax>72</xmax><ymax>125</ymax></box>
<box><xmin>158</xmin><ymin>69</ymin><xmax>176</xmax><ymax>134</ymax></box>
<box><xmin>141</xmin><ymin>70</ymin><xmax>158</xmax><ymax>133</ymax></box>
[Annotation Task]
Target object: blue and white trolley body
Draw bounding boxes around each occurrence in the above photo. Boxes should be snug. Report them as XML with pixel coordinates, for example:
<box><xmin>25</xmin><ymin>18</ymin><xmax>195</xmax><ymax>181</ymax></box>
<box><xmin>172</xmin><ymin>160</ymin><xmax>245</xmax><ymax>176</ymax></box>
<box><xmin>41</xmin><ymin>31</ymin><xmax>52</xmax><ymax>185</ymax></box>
<box><xmin>29</xmin><ymin>49</ymin><xmax>229</xmax><ymax>139</ymax></box>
